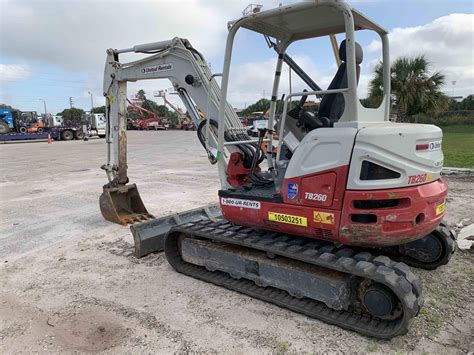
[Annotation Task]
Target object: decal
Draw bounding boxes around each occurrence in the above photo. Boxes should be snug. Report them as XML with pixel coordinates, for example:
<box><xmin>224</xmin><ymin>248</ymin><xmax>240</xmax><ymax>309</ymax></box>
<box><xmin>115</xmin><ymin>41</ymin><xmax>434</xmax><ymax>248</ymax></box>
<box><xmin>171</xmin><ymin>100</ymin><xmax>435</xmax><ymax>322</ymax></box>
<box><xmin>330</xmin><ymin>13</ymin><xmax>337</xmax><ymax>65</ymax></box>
<box><xmin>287</xmin><ymin>183</ymin><xmax>298</xmax><ymax>199</ymax></box>
<box><xmin>429</xmin><ymin>140</ymin><xmax>442</xmax><ymax>151</ymax></box>
<box><xmin>304</xmin><ymin>192</ymin><xmax>328</xmax><ymax>202</ymax></box>
<box><xmin>313</xmin><ymin>211</ymin><xmax>335</xmax><ymax>225</ymax></box>
<box><xmin>141</xmin><ymin>63</ymin><xmax>173</xmax><ymax>74</ymax></box>
<box><xmin>435</xmin><ymin>201</ymin><xmax>445</xmax><ymax>216</ymax></box>
<box><xmin>220</xmin><ymin>197</ymin><xmax>260</xmax><ymax>210</ymax></box>
<box><xmin>268</xmin><ymin>212</ymin><xmax>307</xmax><ymax>227</ymax></box>
<box><xmin>408</xmin><ymin>173</ymin><xmax>427</xmax><ymax>185</ymax></box>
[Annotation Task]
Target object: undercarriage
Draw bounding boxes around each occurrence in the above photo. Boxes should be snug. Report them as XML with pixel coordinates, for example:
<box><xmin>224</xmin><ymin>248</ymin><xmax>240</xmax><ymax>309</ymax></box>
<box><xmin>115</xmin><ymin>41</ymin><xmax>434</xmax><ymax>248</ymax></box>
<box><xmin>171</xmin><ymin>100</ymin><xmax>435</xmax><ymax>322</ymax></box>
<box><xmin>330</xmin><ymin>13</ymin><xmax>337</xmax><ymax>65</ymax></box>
<box><xmin>125</xmin><ymin>205</ymin><xmax>455</xmax><ymax>338</ymax></box>
<box><xmin>165</xmin><ymin>218</ymin><xmax>424</xmax><ymax>339</ymax></box>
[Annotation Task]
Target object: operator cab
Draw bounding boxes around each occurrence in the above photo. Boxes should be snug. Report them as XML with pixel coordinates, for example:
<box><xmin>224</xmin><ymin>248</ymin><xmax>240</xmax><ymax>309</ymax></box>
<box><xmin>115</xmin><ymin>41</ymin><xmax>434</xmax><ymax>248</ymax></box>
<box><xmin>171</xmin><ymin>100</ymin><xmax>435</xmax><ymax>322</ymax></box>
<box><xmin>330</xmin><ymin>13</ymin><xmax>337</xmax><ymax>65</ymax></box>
<box><xmin>219</xmin><ymin>1</ymin><xmax>384</xmax><ymax>203</ymax></box>
<box><xmin>217</xmin><ymin>2</ymin><xmax>445</xmax><ymax>249</ymax></box>
<box><xmin>286</xmin><ymin>39</ymin><xmax>364</xmax><ymax>136</ymax></box>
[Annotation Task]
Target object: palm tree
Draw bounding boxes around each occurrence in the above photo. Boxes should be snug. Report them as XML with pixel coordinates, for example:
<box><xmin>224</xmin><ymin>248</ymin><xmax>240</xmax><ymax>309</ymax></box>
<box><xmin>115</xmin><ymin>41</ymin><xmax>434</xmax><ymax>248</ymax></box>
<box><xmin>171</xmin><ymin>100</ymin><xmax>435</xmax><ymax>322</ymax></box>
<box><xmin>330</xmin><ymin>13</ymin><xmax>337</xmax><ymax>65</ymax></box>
<box><xmin>366</xmin><ymin>55</ymin><xmax>449</xmax><ymax>120</ymax></box>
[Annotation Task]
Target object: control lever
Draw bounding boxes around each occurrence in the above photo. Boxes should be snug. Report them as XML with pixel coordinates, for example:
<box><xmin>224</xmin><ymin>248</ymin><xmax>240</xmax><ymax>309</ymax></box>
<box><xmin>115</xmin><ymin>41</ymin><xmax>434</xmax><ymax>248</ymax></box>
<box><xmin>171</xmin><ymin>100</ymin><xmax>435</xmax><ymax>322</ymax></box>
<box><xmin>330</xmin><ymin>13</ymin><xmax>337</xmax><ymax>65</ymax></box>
<box><xmin>249</xmin><ymin>128</ymin><xmax>265</xmax><ymax>177</ymax></box>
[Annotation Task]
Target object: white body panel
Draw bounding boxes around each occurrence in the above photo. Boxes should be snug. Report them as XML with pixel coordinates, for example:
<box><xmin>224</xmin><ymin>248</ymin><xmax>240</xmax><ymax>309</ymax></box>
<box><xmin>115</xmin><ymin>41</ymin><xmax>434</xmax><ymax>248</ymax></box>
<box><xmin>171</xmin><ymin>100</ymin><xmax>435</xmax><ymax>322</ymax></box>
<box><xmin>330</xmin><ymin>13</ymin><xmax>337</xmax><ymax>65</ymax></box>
<box><xmin>284</xmin><ymin>127</ymin><xmax>357</xmax><ymax>179</ymax></box>
<box><xmin>91</xmin><ymin>113</ymin><xmax>106</xmax><ymax>131</ymax></box>
<box><xmin>83</xmin><ymin>113</ymin><xmax>106</xmax><ymax>137</ymax></box>
<box><xmin>347</xmin><ymin>123</ymin><xmax>443</xmax><ymax>190</ymax></box>
<box><xmin>45</xmin><ymin>115</ymin><xmax>64</xmax><ymax>127</ymax></box>
<box><xmin>283</xmin><ymin>123</ymin><xmax>443</xmax><ymax>192</ymax></box>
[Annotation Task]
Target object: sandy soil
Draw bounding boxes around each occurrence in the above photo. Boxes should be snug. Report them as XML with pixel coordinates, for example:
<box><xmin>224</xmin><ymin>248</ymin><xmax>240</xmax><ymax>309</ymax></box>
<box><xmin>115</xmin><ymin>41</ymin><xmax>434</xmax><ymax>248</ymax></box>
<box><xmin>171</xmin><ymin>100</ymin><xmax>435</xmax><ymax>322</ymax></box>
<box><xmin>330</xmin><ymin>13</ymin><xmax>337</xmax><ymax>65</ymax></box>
<box><xmin>0</xmin><ymin>131</ymin><xmax>473</xmax><ymax>353</ymax></box>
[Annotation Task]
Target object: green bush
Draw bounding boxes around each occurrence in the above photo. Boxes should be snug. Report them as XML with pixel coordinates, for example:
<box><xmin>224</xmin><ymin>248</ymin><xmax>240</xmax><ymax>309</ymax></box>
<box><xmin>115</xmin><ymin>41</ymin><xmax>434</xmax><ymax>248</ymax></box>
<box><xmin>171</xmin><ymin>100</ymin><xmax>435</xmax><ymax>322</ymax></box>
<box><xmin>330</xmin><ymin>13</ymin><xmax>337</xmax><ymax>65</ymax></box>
<box><xmin>408</xmin><ymin>111</ymin><xmax>474</xmax><ymax>126</ymax></box>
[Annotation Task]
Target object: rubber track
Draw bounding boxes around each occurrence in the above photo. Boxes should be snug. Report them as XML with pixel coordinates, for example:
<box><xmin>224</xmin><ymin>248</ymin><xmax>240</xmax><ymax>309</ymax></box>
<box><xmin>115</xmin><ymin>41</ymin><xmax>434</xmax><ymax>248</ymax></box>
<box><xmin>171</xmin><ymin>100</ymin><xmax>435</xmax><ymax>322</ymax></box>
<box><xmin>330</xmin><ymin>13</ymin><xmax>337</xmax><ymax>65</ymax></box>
<box><xmin>396</xmin><ymin>222</ymin><xmax>456</xmax><ymax>270</ymax></box>
<box><xmin>164</xmin><ymin>219</ymin><xmax>424</xmax><ymax>339</ymax></box>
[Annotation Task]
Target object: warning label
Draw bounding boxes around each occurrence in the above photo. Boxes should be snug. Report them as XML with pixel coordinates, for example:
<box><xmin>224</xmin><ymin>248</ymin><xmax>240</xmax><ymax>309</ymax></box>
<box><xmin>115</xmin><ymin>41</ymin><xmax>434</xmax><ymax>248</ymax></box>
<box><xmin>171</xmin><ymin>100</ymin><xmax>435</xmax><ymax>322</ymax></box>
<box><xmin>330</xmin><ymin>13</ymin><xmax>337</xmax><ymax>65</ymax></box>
<box><xmin>313</xmin><ymin>211</ymin><xmax>335</xmax><ymax>225</ymax></box>
<box><xmin>221</xmin><ymin>197</ymin><xmax>261</xmax><ymax>210</ymax></box>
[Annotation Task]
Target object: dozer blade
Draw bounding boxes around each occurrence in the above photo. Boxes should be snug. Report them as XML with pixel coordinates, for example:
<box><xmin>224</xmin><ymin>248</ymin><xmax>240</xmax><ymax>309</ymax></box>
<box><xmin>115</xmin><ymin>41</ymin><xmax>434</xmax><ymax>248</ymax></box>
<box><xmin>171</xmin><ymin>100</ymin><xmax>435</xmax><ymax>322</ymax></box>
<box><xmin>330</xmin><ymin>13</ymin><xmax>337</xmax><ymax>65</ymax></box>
<box><xmin>131</xmin><ymin>204</ymin><xmax>222</xmax><ymax>258</ymax></box>
<box><xmin>99</xmin><ymin>183</ymin><xmax>153</xmax><ymax>225</ymax></box>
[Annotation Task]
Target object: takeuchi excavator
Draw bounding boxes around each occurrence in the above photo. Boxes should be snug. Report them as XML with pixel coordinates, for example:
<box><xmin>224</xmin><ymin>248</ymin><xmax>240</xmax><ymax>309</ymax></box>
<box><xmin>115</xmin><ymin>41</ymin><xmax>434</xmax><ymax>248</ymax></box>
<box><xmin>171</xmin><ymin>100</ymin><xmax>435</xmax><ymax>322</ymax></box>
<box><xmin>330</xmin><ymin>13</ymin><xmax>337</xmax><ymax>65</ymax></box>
<box><xmin>100</xmin><ymin>1</ymin><xmax>455</xmax><ymax>338</ymax></box>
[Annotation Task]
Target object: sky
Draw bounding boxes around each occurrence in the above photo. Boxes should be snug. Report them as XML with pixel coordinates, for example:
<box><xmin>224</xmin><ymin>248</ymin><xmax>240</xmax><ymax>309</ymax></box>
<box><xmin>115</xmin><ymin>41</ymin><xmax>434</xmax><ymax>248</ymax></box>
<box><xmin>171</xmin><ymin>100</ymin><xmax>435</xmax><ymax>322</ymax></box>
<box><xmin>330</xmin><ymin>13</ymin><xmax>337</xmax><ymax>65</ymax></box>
<box><xmin>0</xmin><ymin>0</ymin><xmax>473</xmax><ymax>114</ymax></box>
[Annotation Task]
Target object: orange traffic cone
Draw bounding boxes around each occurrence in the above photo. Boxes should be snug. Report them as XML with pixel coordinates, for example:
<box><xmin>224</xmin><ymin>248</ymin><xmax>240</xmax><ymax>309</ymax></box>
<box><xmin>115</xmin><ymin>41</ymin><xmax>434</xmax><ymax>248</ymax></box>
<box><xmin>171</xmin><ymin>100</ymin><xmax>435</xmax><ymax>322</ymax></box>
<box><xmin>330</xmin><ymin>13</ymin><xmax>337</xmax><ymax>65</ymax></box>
<box><xmin>47</xmin><ymin>134</ymin><xmax>52</xmax><ymax>144</ymax></box>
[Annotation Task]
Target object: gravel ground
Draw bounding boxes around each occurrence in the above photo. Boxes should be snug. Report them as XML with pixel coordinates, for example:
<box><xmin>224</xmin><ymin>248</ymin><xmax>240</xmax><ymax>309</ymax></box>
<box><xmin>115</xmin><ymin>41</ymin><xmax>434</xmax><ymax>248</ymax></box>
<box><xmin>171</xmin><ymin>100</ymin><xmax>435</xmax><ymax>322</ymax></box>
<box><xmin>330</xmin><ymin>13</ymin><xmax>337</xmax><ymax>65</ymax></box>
<box><xmin>0</xmin><ymin>131</ymin><xmax>473</xmax><ymax>353</ymax></box>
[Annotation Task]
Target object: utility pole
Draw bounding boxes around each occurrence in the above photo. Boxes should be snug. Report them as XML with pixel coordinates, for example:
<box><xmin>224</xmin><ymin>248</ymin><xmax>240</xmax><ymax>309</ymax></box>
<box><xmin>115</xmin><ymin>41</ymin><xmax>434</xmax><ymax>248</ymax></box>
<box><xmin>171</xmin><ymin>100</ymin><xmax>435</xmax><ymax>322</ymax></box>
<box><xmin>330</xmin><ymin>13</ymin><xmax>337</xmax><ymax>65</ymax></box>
<box><xmin>69</xmin><ymin>97</ymin><xmax>74</xmax><ymax>108</ymax></box>
<box><xmin>39</xmin><ymin>99</ymin><xmax>47</xmax><ymax>115</ymax></box>
<box><xmin>451</xmin><ymin>81</ymin><xmax>456</xmax><ymax>97</ymax></box>
<box><xmin>88</xmin><ymin>91</ymin><xmax>94</xmax><ymax>112</ymax></box>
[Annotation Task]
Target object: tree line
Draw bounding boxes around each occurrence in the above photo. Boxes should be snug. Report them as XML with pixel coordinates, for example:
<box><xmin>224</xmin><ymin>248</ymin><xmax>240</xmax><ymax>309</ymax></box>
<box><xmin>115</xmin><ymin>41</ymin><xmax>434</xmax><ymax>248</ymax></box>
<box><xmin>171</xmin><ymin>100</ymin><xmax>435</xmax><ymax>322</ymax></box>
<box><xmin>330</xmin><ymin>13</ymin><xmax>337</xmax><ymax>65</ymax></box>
<box><xmin>2</xmin><ymin>56</ymin><xmax>473</xmax><ymax>125</ymax></box>
<box><xmin>240</xmin><ymin>55</ymin><xmax>473</xmax><ymax>121</ymax></box>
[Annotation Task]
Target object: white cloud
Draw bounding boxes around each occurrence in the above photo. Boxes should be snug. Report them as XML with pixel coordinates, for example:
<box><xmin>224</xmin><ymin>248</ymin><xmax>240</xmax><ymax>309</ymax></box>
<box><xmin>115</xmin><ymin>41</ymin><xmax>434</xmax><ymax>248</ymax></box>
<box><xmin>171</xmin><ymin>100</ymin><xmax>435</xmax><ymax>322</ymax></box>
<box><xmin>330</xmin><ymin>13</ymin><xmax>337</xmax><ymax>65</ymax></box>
<box><xmin>0</xmin><ymin>64</ymin><xmax>31</xmax><ymax>81</ymax></box>
<box><xmin>364</xmin><ymin>14</ymin><xmax>474</xmax><ymax>97</ymax></box>
<box><xmin>366</xmin><ymin>40</ymin><xmax>382</xmax><ymax>53</ymax></box>
<box><xmin>0</xmin><ymin>0</ymin><xmax>281</xmax><ymax>111</ymax></box>
<box><xmin>1</xmin><ymin>1</ymin><xmax>472</xmax><ymax>112</ymax></box>
<box><xmin>0</xmin><ymin>0</ymin><xmax>281</xmax><ymax>72</ymax></box>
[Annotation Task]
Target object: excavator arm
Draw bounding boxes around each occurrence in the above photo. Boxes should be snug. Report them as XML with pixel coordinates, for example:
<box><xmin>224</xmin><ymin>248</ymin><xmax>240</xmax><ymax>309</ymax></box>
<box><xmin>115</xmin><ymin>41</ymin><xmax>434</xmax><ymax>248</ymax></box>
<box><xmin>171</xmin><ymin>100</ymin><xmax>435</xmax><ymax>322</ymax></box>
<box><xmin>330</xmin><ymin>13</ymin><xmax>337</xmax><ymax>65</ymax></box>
<box><xmin>100</xmin><ymin>36</ymin><xmax>328</xmax><ymax>226</ymax></box>
<box><xmin>100</xmin><ymin>37</ymin><xmax>254</xmax><ymax>225</ymax></box>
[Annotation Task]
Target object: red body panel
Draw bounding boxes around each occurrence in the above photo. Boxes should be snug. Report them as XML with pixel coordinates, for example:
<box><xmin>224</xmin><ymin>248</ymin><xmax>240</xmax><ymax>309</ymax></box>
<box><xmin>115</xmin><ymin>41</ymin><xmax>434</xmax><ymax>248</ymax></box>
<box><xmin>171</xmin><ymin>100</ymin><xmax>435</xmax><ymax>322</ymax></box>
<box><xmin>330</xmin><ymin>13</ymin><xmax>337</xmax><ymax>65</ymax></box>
<box><xmin>220</xmin><ymin>168</ymin><xmax>448</xmax><ymax>247</ymax></box>
<box><xmin>339</xmin><ymin>178</ymin><xmax>447</xmax><ymax>246</ymax></box>
<box><xmin>282</xmin><ymin>165</ymin><xmax>349</xmax><ymax>209</ymax></box>
<box><xmin>226</xmin><ymin>152</ymin><xmax>259</xmax><ymax>187</ymax></box>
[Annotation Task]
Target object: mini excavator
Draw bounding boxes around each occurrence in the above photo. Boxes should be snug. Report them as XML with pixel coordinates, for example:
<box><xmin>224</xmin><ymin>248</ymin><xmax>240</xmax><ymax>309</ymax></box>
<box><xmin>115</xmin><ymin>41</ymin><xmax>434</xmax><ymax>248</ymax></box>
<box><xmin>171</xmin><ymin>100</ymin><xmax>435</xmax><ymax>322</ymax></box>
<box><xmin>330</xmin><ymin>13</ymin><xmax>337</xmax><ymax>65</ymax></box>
<box><xmin>100</xmin><ymin>1</ymin><xmax>455</xmax><ymax>338</ymax></box>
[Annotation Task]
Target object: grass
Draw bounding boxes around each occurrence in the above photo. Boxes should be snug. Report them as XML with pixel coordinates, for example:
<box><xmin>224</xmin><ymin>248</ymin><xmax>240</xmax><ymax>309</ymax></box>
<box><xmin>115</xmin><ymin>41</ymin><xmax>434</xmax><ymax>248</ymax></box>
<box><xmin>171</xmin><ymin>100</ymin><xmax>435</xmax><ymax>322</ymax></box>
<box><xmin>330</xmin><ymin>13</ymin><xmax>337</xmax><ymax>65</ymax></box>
<box><xmin>442</xmin><ymin>125</ymin><xmax>474</xmax><ymax>168</ymax></box>
<box><xmin>366</xmin><ymin>342</ymin><xmax>379</xmax><ymax>353</ymax></box>
<box><xmin>275</xmin><ymin>341</ymin><xmax>290</xmax><ymax>354</ymax></box>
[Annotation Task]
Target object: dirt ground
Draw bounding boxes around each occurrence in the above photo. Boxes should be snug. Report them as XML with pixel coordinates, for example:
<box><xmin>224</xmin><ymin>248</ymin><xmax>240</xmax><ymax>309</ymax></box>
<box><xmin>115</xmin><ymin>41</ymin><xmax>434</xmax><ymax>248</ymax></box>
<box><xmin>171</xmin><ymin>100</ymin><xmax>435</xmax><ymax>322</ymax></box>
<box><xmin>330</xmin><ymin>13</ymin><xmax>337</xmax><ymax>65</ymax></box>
<box><xmin>0</xmin><ymin>131</ymin><xmax>473</xmax><ymax>353</ymax></box>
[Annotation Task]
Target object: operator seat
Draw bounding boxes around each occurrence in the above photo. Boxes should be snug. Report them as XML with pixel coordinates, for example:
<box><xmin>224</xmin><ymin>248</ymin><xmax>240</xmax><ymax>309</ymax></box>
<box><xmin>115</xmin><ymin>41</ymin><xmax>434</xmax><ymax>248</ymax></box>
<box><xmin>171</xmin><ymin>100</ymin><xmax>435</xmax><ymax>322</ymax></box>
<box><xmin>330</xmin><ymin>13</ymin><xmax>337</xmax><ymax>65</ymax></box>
<box><xmin>318</xmin><ymin>40</ymin><xmax>363</xmax><ymax>124</ymax></box>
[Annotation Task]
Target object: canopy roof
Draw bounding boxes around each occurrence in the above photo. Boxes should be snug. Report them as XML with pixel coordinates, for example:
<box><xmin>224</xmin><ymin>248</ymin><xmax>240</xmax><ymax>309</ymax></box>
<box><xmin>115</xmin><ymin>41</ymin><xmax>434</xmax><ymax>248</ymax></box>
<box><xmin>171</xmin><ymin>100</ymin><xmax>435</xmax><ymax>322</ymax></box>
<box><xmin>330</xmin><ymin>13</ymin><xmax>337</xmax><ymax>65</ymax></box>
<box><xmin>235</xmin><ymin>0</ymin><xmax>387</xmax><ymax>42</ymax></box>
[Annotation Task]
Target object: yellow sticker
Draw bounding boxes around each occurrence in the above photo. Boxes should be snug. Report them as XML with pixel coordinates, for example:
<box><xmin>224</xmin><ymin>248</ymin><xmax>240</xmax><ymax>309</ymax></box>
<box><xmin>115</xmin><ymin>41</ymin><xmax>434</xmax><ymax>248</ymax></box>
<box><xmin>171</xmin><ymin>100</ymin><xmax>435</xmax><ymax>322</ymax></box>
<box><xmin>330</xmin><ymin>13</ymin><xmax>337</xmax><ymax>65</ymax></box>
<box><xmin>268</xmin><ymin>212</ymin><xmax>307</xmax><ymax>227</ymax></box>
<box><xmin>313</xmin><ymin>211</ymin><xmax>335</xmax><ymax>225</ymax></box>
<box><xmin>435</xmin><ymin>201</ymin><xmax>445</xmax><ymax>216</ymax></box>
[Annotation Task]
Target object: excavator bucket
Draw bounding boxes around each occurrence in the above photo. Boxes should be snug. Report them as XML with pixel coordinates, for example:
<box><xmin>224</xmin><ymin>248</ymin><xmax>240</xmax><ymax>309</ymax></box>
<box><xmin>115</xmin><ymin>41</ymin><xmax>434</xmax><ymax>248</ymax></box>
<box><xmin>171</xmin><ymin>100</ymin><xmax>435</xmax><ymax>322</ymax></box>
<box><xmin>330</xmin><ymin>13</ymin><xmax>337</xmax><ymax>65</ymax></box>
<box><xmin>131</xmin><ymin>204</ymin><xmax>222</xmax><ymax>258</ymax></box>
<box><xmin>99</xmin><ymin>183</ymin><xmax>153</xmax><ymax>225</ymax></box>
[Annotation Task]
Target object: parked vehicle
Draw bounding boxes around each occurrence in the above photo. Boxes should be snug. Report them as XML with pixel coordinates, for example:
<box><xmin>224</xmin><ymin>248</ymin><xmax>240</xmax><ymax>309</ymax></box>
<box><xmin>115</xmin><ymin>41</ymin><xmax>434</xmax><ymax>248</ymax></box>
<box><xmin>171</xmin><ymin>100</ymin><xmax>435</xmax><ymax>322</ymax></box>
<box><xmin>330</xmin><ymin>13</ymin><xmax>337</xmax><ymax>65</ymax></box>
<box><xmin>0</xmin><ymin>109</ymin><xmax>44</xmax><ymax>134</ymax></box>
<box><xmin>126</xmin><ymin>98</ymin><xmax>168</xmax><ymax>130</ymax></box>
<box><xmin>41</xmin><ymin>114</ymin><xmax>85</xmax><ymax>141</ymax></box>
<box><xmin>83</xmin><ymin>112</ymin><xmax>106</xmax><ymax>138</ymax></box>
<box><xmin>1</xmin><ymin>111</ymin><xmax>84</xmax><ymax>142</ymax></box>
<box><xmin>0</xmin><ymin>109</ymin><xmax>15</xmax><ymax>134</ymax></box>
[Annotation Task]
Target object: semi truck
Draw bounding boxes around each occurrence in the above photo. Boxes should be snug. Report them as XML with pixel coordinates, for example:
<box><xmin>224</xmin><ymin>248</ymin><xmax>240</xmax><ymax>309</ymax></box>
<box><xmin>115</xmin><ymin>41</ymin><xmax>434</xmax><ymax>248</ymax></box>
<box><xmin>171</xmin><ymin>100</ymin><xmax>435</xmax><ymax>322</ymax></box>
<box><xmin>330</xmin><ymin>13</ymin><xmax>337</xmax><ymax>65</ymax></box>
<box><xmin>83</xmin><ymin>112</ymin><xmax>106</xmax><ymax>138</ymax></box>
<box><xmin>0</xmin><ymin>107</ymin><xmax>107</xmax><ymax>142</ymax></box>
<box><xmin>39</xmin><ymin>114</ymin><xmax>88</xmax><ymax>141</ymax></box>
